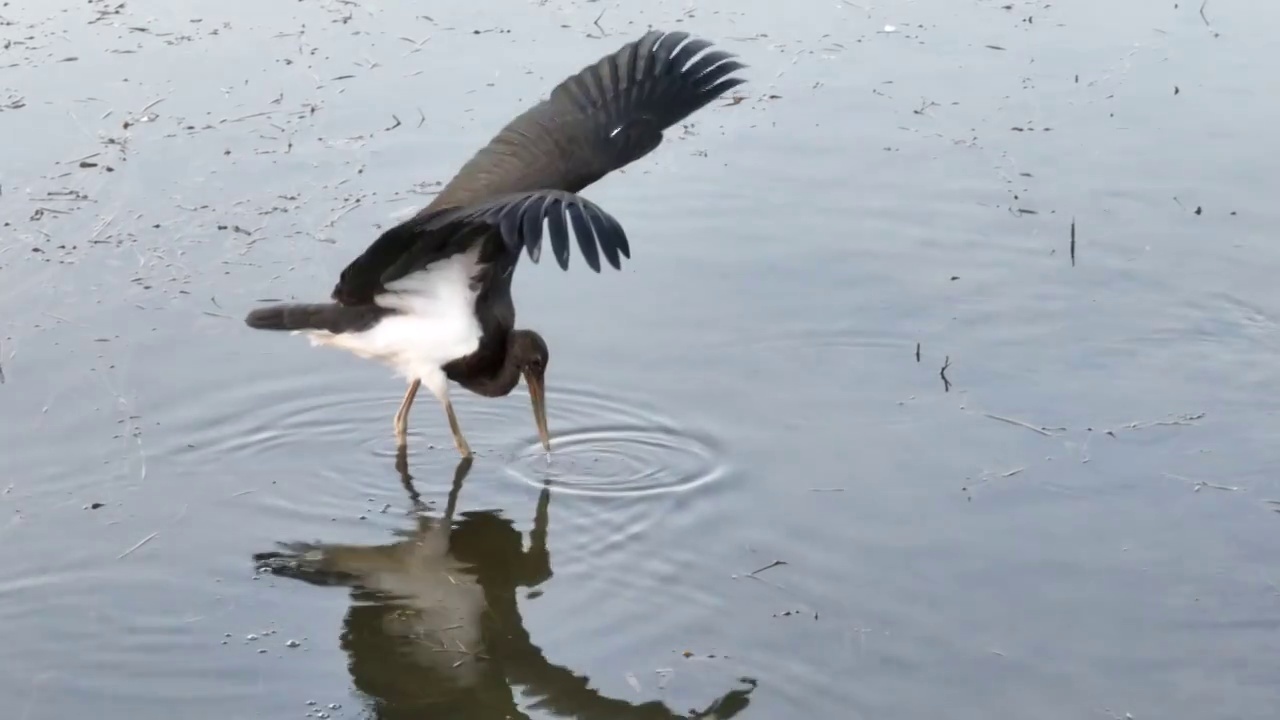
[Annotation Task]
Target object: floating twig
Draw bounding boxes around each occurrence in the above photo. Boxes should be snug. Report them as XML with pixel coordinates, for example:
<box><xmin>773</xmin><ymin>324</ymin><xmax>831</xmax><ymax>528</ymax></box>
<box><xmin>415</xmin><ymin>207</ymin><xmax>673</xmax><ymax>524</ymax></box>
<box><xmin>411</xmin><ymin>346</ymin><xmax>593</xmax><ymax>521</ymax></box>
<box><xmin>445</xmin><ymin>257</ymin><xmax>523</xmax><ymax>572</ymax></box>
<box><xmin>220</xmin><ymin>110</ymin><xmax>276</xmax><ymax>124</ymax></box>
<box><xmin>1070</xmin><ymin>217</ymin><xmax>1076</xmax><ymax>266</ymax></box>
<box><xmin>63</xmin><ymin>151</ymin><xmax>102</xmax><ymax>165</ymax></box>
<box><xmin>748</xmin><ymin>560</ymin><xmax>788</xmax><ymax>576</ymax></box>
<box><xmin>915</xmin><ymin>342</ymin><xmax>921</xmax><ymax>362</ymax></box>
<box><xmin>1118</xmin><ymin>412</ymin><xmax>1205</xmax><ymax>431</ymax></box>
<box><xmin>940</xmin><ymin>355</ymin><xmax>952</xmax><ymax>392</ymax></box>
<box><xmin>912</xmin><ymin>98</ymin><xmax>940</xmax><ymax>115</ymax></box>
<box><xmin>321</xmin><ymin>200</ymin><xmax>362</xmax><ymax>229</ymax></box>
<box><xmin>983</xmin><ymin>413</ymin><xmax>1055</xmax><ymax>436</ymax></box>
<box><xmin>118</xmin><ymin>531</ymin><xmax>159</xmax><ymax>559</ymax></box>
<box><xmin>1165</xmin><ymin>473</ymin><xmax>1239</xmax><ymax>493</ymax></box>
<box><xmin>1199</xmin><ymin>0</ymin><xmax>1211</xmax><ymax>25</ymax></box>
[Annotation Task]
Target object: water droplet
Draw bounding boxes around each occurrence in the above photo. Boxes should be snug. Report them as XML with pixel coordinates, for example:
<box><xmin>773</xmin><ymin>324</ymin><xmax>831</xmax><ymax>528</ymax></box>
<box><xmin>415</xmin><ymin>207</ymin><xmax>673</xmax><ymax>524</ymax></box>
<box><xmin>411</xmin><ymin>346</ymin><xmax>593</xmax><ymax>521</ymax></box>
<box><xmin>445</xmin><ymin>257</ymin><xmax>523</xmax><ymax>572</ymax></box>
<box><xmin>246</xmin><ymin>634</ymin><xmax>259</xmax><ymax>641</ymax></box>
<box><xmin>286</xmin><ymin>639</ymin><xmax>301</xmax><ymax>648</ymax></box>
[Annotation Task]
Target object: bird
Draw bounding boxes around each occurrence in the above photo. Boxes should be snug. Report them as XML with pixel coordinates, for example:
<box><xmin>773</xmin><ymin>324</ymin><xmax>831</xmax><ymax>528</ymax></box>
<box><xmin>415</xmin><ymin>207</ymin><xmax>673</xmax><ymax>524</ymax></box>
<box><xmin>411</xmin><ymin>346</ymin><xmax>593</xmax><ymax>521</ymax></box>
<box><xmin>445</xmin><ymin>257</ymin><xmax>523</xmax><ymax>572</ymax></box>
<box><xmin>243</xmin><ymin>30</ymin><xmax>746</xmax><ymax>457</ymax></box>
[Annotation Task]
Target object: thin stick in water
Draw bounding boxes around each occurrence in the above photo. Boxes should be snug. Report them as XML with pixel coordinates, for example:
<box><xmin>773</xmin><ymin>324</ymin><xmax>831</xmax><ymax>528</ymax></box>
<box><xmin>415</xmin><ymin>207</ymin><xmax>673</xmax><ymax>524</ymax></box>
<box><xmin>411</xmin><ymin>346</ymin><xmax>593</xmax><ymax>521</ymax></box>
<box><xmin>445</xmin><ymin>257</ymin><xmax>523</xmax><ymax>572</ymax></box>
<box><xmin>983</xmin><ymin>413</ymin><xmax>1054</xmax><ymax>436</ymax></box>
<box><xmin>749</xmin><ymin>560</ymin><xmax>788</xmax><ymax>576</ymax></box>
<box><xmin>1070</xmin><ymin>217</ymin><xmax>1076</xmax><ymax>266</ymax></box>
<box><xmin>118</xmin><ymin>531</ymin><xmax>159</xmax><ymax>559</ymax></box>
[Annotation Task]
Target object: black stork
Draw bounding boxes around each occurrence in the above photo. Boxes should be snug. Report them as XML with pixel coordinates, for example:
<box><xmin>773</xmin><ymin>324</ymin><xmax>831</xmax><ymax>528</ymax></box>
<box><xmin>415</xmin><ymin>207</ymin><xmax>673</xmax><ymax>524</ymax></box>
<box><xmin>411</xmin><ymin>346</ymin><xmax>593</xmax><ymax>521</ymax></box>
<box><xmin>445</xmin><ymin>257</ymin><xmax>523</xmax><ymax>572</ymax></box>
<box><xmin>244</xmin><ymin>30</ymin><xmax>746</xmax><ymax>457</ymax></box>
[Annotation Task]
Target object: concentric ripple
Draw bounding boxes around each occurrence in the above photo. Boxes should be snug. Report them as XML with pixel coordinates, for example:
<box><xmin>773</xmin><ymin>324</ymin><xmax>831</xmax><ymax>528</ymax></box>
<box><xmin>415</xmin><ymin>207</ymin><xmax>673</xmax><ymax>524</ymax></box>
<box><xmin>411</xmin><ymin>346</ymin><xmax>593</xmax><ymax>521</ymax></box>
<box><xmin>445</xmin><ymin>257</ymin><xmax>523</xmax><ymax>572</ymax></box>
<box><xmin>502</xmin><ymin>383</ymin><xmax>731</xmax><ymax>498</ymax></box>
<box><xmin>151</xmin><ymin>363</ymin><xmax>397</xmax><ymax>463</ymax></box>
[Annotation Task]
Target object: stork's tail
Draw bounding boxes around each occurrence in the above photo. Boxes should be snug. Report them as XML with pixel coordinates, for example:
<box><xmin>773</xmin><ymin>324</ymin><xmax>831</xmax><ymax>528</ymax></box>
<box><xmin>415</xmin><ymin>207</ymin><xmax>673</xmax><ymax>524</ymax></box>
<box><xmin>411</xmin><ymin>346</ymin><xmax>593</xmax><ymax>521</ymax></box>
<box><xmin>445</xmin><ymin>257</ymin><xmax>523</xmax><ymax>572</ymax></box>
<box><xmin>244</xmin><ymin>302</ymin><xmax>388</xmax><ymax>333</ymax></box>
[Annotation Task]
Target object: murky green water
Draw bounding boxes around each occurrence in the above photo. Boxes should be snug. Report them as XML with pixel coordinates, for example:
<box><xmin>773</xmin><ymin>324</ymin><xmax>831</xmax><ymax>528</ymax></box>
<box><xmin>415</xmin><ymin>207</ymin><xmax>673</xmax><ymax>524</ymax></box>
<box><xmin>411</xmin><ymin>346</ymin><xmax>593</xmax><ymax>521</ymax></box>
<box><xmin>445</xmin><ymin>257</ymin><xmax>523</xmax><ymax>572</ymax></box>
<box><xmin>4</xmin><ymin>1</ymin><xmax>1280</xmax><ymax>718</ymax></box>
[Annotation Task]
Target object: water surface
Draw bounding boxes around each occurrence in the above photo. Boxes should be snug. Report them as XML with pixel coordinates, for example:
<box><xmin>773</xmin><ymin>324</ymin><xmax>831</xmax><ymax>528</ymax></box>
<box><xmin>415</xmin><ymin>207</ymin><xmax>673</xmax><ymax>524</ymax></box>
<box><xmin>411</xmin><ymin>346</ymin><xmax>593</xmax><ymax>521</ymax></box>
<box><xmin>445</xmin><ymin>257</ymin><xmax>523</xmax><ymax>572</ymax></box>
<box><xmin>3</xmin><ymin>0</ymin><xmax>1280</xmax><ymax>718</ymax></box>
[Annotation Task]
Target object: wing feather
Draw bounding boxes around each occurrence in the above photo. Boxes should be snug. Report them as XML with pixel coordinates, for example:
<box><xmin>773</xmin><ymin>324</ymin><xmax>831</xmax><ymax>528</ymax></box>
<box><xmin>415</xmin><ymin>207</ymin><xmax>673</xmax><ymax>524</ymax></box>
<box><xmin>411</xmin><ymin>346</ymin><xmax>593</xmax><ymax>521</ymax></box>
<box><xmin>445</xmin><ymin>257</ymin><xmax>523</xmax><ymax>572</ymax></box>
<box><xmin>546</xmin><ymin>200</ymin><xmax>571</xmax><ymax>269</ymax></box>
<box><xmin>426</xmin><ymin>29</ymin><xmax>746</xmax><ymax>207</ymax></box>
<box><xmin>583</xmin><ymin>204</ymin><xmax>622</xmax><ymax>270</ymax></box>
<box><xmin>564</xmin><ymin>201</ymin><xmax>600</xmax><ymax>273</ymax></box>
<box><xmin>520</xmin><ymin>195</ymin><xmax>547</xmax><ymax>263</ymax></box>
<box><xmin>331</xmin><ymin>30</ymin><xmax>745</xmax><ymax>305</ymax></box>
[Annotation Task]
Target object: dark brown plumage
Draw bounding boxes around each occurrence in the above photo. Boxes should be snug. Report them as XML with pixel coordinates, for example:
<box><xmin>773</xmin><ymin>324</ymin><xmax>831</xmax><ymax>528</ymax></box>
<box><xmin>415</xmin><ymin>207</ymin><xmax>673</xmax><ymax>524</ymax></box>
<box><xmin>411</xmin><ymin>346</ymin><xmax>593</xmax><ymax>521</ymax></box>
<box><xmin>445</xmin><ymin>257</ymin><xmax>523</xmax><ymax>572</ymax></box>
<box><xmin>243</xmin><ymin>30</ymin><xmax>746</xmax><ymax>456</ymax></box>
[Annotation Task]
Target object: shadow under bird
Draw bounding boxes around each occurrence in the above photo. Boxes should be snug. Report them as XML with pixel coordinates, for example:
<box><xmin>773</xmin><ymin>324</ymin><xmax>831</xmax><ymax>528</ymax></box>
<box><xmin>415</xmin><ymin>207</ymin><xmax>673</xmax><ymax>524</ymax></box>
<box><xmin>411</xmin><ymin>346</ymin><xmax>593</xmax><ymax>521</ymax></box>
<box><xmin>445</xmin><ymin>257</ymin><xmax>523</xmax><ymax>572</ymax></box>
<box><xmin>243</xmin><ymin>30</ymin><xmax>746</xmax><ymax>456</ymax></box>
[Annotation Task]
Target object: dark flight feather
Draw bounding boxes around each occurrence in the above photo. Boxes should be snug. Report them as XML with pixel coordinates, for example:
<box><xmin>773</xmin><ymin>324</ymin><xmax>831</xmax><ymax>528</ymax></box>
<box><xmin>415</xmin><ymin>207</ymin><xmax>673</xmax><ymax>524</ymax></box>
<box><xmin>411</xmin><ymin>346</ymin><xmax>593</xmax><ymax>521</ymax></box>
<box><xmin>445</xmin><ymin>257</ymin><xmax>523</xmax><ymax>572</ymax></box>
<box><xmin>329</xmin><ymin>29</ymin><xmax>746</xmax><ymax>307</ymax></box>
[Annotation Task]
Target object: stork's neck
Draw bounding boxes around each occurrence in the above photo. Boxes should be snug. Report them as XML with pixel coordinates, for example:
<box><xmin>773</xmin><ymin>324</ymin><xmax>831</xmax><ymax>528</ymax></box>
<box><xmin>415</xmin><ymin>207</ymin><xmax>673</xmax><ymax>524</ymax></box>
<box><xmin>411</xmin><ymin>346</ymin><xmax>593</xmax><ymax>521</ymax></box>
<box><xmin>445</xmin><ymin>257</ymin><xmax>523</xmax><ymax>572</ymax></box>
<box><xmin>443</xmin><ymin>331</ymin><xmax>521</xmax><ymax>398</ymax></box>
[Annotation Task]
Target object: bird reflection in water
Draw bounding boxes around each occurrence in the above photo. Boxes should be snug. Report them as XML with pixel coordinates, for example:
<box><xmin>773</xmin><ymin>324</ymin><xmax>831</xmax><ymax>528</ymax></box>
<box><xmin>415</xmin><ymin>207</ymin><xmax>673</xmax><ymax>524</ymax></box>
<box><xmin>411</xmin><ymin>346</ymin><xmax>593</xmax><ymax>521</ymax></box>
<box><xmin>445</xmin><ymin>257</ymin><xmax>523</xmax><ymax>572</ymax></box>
<box><xmin>254</xmin><ymin>453</ymin><xmax>756</xmax><ymax>720</ymax></box>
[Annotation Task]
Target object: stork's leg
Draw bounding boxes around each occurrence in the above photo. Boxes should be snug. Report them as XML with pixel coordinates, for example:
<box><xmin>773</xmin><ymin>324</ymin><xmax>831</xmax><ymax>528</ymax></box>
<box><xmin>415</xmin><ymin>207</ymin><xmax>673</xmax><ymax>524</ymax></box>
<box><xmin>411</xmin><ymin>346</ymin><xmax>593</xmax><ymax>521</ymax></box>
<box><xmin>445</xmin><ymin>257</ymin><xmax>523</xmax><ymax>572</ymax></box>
<box><xmin>442</xmin><ymin>398</ymin><xmax>472</xmax><ymax>458</ymax></box>
<box><xmin>394</xmin><ymin>379</ymin><xmax>421</xmax><ymax>447</ymax></box>
<box><xmin>420</xmin><ymin>370</ymin><xmax>471</xmax><ymax>458</ymax></box>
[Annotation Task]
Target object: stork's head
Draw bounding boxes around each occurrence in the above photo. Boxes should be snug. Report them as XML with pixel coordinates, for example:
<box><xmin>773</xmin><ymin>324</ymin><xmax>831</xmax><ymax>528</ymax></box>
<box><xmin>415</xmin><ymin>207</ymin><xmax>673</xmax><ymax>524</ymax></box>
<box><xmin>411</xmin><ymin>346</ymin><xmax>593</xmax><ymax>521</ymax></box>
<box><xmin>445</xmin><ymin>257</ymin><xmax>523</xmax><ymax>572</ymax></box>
<box><xmin>509</xmin><ymin>329</ymin><xmax>550</xmax><ymax>452</ymax></box>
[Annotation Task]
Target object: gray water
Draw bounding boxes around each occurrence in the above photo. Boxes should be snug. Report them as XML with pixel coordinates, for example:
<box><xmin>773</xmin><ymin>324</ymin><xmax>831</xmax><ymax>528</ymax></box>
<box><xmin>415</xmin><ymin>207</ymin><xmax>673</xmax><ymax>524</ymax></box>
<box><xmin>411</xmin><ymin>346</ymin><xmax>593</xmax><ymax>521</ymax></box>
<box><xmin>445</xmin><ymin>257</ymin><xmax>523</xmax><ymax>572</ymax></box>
<box><xmin>3</xmin><ymin>0</ymin><xmax>1280</xmax><ymax>718</ymax></box>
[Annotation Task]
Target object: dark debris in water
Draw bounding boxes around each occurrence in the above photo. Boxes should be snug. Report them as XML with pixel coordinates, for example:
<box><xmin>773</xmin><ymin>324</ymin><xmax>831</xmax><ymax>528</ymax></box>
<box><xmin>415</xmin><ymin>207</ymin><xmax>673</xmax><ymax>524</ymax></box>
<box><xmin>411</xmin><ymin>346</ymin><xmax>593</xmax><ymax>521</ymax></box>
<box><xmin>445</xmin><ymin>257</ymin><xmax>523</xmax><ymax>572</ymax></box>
<box><xmin>1070</xmin><ymin>217</ymin><xmax>1076</xmax><ymax>266</ymax></box>
<box><xmin>772</xmin><ymin>608</ymin><xmax>819</xmax><ymax>620</ymax></box>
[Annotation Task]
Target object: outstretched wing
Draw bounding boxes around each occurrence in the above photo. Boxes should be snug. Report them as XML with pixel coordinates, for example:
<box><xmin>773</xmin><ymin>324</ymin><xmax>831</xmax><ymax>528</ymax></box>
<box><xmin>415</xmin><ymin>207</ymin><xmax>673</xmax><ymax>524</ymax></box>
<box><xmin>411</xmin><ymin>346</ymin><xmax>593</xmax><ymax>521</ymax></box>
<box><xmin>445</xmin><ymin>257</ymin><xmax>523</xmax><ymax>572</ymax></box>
<box><xmin>428</xmin><ymin>29</ymin><xmax>748</xmax><ymax>207</ymax></box>
<box><xmin>331</xmin><ymin>190</ymin><xmax>627</xmax><ymax>305</ymax></box>
<box><xmin>331</xmin><ymin>29</ymin><xmax>746</xmax><ymax>306</ymax></box>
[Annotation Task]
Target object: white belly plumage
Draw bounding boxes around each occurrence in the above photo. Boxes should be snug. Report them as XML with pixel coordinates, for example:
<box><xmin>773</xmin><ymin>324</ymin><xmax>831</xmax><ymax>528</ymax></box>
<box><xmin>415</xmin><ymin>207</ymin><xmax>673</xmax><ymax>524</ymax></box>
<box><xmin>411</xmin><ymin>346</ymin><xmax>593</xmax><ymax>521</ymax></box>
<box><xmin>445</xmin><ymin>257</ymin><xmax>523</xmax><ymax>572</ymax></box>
<box><xmin>302</xmin><ymin>247</ymin><xmax>484</xmax><ymax>399</ymax></box>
